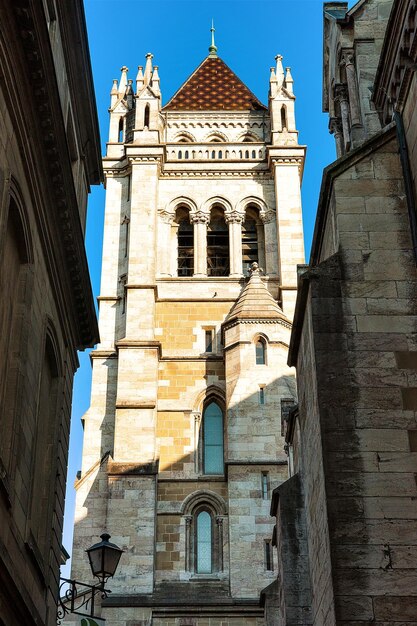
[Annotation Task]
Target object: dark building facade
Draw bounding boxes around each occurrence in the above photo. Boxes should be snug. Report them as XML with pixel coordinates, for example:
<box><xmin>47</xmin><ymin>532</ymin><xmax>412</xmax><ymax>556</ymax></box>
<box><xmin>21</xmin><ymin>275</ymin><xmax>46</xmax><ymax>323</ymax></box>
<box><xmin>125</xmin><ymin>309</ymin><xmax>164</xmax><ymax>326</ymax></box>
<box><xmin>0</xmin><ymin>1</ymin><xmax>101</xmax><ymax>624</ymax></box>
<box><xmin>264</xmin><ymin>0</ymin><xmax>417</xmax><ymax>623</ymax></box>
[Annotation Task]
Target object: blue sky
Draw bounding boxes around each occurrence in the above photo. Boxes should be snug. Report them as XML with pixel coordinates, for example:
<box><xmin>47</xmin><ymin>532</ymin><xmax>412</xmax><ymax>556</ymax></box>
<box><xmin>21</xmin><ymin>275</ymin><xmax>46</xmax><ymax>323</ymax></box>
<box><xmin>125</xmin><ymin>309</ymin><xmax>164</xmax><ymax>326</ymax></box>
<box><xmin>62</xmin><ymin>0</ymin><xmax>350</xmax><ymax>575</ymax></box>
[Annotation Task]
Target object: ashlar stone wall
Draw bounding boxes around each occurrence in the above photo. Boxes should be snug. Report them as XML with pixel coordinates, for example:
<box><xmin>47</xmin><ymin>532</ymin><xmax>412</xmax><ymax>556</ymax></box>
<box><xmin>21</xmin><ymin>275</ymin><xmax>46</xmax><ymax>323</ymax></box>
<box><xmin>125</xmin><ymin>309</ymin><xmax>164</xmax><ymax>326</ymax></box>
<box><xmin>290</xmin><ymin>124</ymin><xmax>417</xmax><ymax>624</ymax></box>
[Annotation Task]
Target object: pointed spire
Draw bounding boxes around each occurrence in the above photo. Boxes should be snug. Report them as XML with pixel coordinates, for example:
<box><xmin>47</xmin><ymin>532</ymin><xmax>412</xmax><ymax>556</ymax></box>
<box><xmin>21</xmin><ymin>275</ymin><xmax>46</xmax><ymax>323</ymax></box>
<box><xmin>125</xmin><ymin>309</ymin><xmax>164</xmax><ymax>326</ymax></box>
<box><xmin>152</xmin><ymin>65</ymin><xmax>160</xmax><ymax>96</ymax></box>
<box><xmin>118</xmin><ymin>66</ymin><xmax>128</xmax><ymax>94</ymax></box>
<box><xmin>110</xmin><ymin>78</ymin><xmax>118</xmax><ymax>106</ymax></box>
<box><xmin>144</xmin><ymin>53</ymin><xmax>153</xmax><ymax>86</ymax></box>
<box><xmin>224</xmin><ymin>262</ymin><xmax>290</xmax><ymax>326</ymax></box>
<box><xmin>275</xmin><ymin>54</ymin><xmax>284</xmax><ymax>88</ymax></box>
<box><xmin>136</xmin><ymin>66</ymin><xmax>144</xmax><ymax>91</ymax></box>
<box><xmin>285</xmin><ymin>66</ymin><xmax>294</xmax><ymax>94</ymax></box>
<box><xmin>269</xmin><ymin>66</ymin><xmax>278</xmax><ymax>98</ymax></box>
<box><xmin>208</xmin><ymin>20</ymin><xmax>218</xmax><ymax>57</ymax></box>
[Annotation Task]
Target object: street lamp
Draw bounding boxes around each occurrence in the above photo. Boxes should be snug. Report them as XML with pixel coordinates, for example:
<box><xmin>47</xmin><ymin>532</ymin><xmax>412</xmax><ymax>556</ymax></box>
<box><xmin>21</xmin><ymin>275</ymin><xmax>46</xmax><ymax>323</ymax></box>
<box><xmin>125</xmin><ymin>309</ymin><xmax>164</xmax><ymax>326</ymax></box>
<box><xmin>86</xmin><ymin>533</ymin><xmax>124</xmax><ymax>588</ymax></box>
<box><xmin>57</xmin><ymin>533</ymin><xmax>124</xmax><ymax>624</ymax></box>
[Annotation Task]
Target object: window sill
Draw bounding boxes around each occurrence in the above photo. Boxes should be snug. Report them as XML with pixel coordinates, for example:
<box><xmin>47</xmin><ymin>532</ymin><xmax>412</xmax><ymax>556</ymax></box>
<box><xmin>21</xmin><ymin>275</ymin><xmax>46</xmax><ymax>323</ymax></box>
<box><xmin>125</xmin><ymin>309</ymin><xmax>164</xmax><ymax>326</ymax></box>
<box><xmin>189</xmin><ymin>573</ymin><xmax>225</xmax><ymax>581</ymax></box>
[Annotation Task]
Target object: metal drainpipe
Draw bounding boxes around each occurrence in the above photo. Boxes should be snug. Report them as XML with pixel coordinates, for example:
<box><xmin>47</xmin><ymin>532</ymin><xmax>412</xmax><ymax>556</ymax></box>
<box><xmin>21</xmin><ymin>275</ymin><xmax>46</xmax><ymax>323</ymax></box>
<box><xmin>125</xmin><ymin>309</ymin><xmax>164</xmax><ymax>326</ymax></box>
<box><xmin>394</xmin><ymin>110</ymin><xmax>417</xmax><ymax>264</ymax></box>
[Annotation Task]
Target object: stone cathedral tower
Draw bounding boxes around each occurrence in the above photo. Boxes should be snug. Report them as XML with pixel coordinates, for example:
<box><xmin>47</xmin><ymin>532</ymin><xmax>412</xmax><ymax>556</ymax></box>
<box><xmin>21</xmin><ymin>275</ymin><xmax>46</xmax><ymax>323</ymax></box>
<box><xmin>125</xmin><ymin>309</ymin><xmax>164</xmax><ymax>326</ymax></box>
<box><xmin>69</xmin><ymin>35</ymin><xmax>305</xmax><ymax>626</ymax></box>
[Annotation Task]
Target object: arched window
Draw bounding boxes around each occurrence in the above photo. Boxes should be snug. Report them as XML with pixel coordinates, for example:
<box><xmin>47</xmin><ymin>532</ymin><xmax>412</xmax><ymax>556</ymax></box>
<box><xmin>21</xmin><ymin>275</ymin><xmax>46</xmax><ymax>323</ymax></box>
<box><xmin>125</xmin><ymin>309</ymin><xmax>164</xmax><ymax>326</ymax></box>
<box><xmin>178</xmin><ymin>150</ymin><xmax>183</xmax><ymax>159</ymax></box>
<box><xmin>242</xmin><ymin>206</ymin><xmax>266</xmax><ymax>274</ymax></box>
<box><xmin>196</xmin><ymin>510</ymin><xmax>212</xmax><ymax>573</ymax></box>
<box><xmin>181</xmin><ymin>491</ymin><xmax>226</xmax><ymax>575</ymax></box>
<box><xmin>281</xmin><ymin>105</ymin><xmax>287</xmax><ymax>130</ymax></box>
<box><xmin>255</xmin><ymin>337</ymin><xmax>266</xmax><ymax>365</ymax></box>
<box><xmin>245</xmin><ymin>150</ymin><xmax>249</xmax><ymax>159</ymax></box>
<box><xmin>175</xmin><ymin>207</ymin><xmax>193</xmax><ymax>276</ymax></box>
<box><xmin>0</xmin><ymin>192</ymin><xmax>32</xmax><ymax>475</ymax></box>
<box><xmin>211</xmin><ymin>150</ymin><xmax>216</xmax><ymax>159</ymax></box>
<box><xmin>118</xmin><ymin>118</ymin><xmax>124</xmax><ymax>142</ymax></box>
<box><xmin>207</xmin><ymin>206</ymin><xmax>229</xmax><ymax>276</ymax></box>
<box><xmin>184</xmin><ymin>150</ymin><xmax>189</xmax><ymax>159</ymax></box>
<box><xmin>203</xmin><ymin>402</ymin><xmax>224</xmax><ymax>474</ymax></box>
<box><xmin>30</xmin><ymin>329</ymin><xmax>61</xmax><ymax>556</ymax></box>
<box><xmin>251</xmin><ymin>150</ymin><xmax>256</xmax><ymax>159</ymax></box>
<box><xmin>144</xmin><ymin>104</ymin><xmax>150</xmax><ymax>128</ymax></box>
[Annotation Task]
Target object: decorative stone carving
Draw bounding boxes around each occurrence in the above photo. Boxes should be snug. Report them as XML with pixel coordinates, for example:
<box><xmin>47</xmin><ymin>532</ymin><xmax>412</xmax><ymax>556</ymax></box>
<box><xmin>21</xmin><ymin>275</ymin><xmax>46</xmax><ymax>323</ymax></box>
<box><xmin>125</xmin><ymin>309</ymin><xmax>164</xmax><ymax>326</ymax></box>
<box><xmin>224</xmin><ymin>210</ymin><xmax>244</xmax><ymax>224</ymax></box>
<box><xmin>249</xmin><ymin>261</ymin><xmax>264</xmax><ymax>275</ymax></box>
<box><xmin>259</xmin><ymin>208</ymin><xmax>276</xmax><ymax>224</ymax></box>
<box><xmin>158</xmin><ymin>209</ymin><xmax>175</xmax><ymax>224</ymax></box>
<box><xmin>190</xmin><ymin>210</ymin><xmax>210</xmax><ymax>224</ymax></box>
<box><xmin>329</xmin><ymin>116</ymin><xmax>344</xmax><ymax>157</ymax></box>
<box><xmin>334</xmin><ymin>83</ymin><xmax>351</xmax><ymax>150</ymax></box>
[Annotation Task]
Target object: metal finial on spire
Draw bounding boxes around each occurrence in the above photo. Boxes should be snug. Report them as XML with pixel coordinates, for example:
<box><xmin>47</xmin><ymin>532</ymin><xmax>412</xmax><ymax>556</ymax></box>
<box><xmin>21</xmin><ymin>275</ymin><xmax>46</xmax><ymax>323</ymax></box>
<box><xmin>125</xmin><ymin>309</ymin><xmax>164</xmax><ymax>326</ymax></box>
<box><xmin>208</xmin><ymin>20</ymin><xmax>218</xmax><ymax>57</ymax></box>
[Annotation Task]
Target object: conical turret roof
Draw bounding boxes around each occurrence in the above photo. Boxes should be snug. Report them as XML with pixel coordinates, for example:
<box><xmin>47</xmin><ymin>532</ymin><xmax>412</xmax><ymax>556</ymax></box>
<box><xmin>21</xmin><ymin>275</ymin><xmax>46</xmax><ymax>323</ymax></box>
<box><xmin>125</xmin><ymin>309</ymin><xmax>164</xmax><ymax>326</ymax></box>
<box><xmin>224</xmin><ymin>264</ymin><xmax>291</xmax><ymax>327</ymax></box>
<box><xmin>163</xmin><ymin>56</ymin><xmax>267</xmax><ymax>111</ymax></box>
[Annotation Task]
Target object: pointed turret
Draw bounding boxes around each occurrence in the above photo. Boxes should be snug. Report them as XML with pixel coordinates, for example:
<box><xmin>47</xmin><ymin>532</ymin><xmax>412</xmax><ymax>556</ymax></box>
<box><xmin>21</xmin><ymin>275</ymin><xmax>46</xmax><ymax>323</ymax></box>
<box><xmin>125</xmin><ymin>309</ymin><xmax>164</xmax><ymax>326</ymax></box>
<box><xmin>269</xmin><ymin>67</ymin><xmax>278</xmax><ymax>99</ymax></box>
<box><xmin>110</xmin><ymin>78</ymin><xmax>118</xmax><ymax>107</ymax></box>
<box><xmin>136</xmin><ymin>66</ymin><xmax>144</xmax><ymax>91</ymax></box>
<box><xmin>119</xmin><ymin>66</ymin><xmax>128</xmax><ymax>95</ymax></box>
<box><xmin>285</xmin><ymin>67</ymin><xmax>294</xmax><ymax>94</ymax></box>
<box><xmin>269</xmin><ymin>54</ymin><xmax>298</xmax><ymax>146</ymax></box>
<box><xmin>133</xmin><ymin>53</ymin><xmax>162</xmax><ymax>143</ymax></box>
<box><xmin>224</xmin><ymin>263</ymin><xmax>290</xmax><ymax>327</ymax></box>
<box><xmin>144</xmin><ymin>53</ymin><xmax>153</xmax><ymax>86</ymax></box>
<box><xmin>152</xmin><ymin>66</ymin><xmax>160</xmax><ymax>96</ymax></box>
<box><xmin>275</xmin><ymin>55</ymin><xmax>285</xmax><ymax>88</ymax></box>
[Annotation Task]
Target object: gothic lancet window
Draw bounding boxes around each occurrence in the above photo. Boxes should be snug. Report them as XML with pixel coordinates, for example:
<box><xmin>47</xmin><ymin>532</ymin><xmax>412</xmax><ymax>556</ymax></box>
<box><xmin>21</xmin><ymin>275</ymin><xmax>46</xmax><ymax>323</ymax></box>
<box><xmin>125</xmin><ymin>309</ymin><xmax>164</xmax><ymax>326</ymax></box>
<box><xmin>281</xmin><ymin>105</ymin><xmax>287</xmax><ymax>130</ymax></box>
<box><xmin>144</xmin><ymin>104</ymin><xmax>150</xmax><ymax>128</ymax></box>
<box><xmin>203</xmin><ymin>402</ymin><xmax>224</xmax><ymax>474</ymax></box>
<box><xmin>207</xmin><ymin>207</ymin><xmax>229</xmax><ymax>276</ymax></box>
<box><xmin>118</xmin><ymin>117</ymin><xmax>124</xmax><ymax>142</ymax></box>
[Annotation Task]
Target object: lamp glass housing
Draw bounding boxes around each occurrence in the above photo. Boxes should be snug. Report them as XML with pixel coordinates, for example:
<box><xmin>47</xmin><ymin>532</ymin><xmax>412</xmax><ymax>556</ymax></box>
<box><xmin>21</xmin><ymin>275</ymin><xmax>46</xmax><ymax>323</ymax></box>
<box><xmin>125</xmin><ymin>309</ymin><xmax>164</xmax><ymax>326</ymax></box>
<box><xmin>86</xmin><ymin>533</ymin><xmax>123</xmax><ymax>584</ymax></box>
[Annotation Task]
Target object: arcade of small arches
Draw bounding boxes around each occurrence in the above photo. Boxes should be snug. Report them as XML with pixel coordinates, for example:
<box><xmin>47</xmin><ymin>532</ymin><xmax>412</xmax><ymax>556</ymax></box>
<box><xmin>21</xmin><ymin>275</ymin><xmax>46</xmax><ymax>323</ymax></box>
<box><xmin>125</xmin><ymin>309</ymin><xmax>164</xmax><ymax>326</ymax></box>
<box><xmin>160</xmin><ymin>199</ymin><xmax>275</xmax><ymax>278</ymax></box>
<box><xmin>169</xmin><ymin>131</ymin><xmax>265</xmax><ymax>161</ymax></box>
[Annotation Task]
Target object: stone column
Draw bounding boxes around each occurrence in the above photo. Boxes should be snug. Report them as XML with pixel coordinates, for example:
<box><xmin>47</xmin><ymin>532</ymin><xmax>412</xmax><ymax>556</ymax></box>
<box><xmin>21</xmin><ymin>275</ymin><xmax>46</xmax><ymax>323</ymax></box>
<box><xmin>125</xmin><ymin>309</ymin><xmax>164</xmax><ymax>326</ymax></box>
<box><xmin>190</xmin><ymin>211</ymin><xmax>209</xmax><ymax>277</ymax></box>
<box><xmin>216</xmin><ymin>516</ymin><xmax>224</xmax><ymax>571</ymax></box>
<box><xmin>342</xmin><ymin>51</ymin><xmax>365</xmax><ymax>146</ymax></box>
<box><xmin>157</xmin><ymin>210</ymin><xmax>175</xmax><ymax>276</ymax></box>
<box><xmin>259</xmin><ymin>209</ymin><xmax>276</xmax><ymax>275</ymax></box>
<box><xmin>225</xmin><ymin>211</ymin><xmax>244</xmax><ymax>277</ymax></box>
<box><xmin>329</xmin><ymin>117</ymin><xmax>344</xmax><ymax>158</ymax></box>
<box><xmin>185</xmin><ymin>515</ymin><xmax>192</xmax><ymax>571</ymax></box>
<box><xmin>334</xmin><ymin>84</ymin><xmax>350</xmax><ymax>151</ymax></box>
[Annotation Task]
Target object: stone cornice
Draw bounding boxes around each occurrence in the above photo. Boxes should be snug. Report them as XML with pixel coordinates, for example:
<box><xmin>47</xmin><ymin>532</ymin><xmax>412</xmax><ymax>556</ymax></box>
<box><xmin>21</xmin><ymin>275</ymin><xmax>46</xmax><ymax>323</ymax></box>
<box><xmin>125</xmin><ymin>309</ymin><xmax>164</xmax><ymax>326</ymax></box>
<box><xmin>7</xmin><ymin>1</ymin><xmax>99</xmax><ymax>349</ymax></box>
<box><xmin>160</xmin><ymin>170</ymin><xmax>272</xmax><ymax>179</ymax></box>
<box><xmin>373</xmin><ymin>0</ymin><xmax>417</xmax><ymax>124</ymax></box>
<box><xmin>223</xmin><ymin>317</ymin><xmax>292</xmax><ymax>332</ymax></box>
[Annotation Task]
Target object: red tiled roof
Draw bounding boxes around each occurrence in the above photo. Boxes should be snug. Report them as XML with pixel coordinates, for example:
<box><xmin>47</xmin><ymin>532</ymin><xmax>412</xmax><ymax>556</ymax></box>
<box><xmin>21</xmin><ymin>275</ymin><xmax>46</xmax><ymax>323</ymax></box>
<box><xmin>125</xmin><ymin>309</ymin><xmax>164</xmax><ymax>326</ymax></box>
<box><xmin>163</xmin><ymin>56</ymin><xmax>267</xmax><ymax>111</ymax></box>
